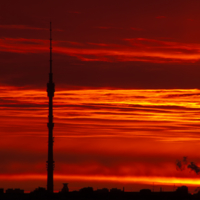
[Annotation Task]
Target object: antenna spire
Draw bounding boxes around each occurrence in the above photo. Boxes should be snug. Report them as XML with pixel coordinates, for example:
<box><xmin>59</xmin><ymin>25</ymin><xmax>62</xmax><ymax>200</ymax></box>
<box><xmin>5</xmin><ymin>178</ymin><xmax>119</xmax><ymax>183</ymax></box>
<box><xmin>50</xmin><ymin>21</ymin><xmax>52</xmax><ymax>74</ymax></box>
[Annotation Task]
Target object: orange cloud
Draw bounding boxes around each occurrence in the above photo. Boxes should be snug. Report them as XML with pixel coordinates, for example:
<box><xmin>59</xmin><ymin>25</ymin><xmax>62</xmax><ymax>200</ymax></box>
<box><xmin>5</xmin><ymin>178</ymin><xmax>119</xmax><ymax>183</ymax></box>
<box><xmin>1</xmin><ymin>37</ymin><xmax>200</xmax><ymax>63</ymax></box>
<box><xmin>0</xmin><ymin>86</ymin><xmax>200</xmax><ymax>191</ymax></box>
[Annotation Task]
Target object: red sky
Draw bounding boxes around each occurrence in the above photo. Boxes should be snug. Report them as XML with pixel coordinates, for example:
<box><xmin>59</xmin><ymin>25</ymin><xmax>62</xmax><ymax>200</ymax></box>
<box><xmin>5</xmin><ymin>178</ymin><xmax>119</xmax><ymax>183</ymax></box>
<box><xmin>1</xmin><ymin>0</ymin><xmax>200</xmax><ymax>193</ymax></box>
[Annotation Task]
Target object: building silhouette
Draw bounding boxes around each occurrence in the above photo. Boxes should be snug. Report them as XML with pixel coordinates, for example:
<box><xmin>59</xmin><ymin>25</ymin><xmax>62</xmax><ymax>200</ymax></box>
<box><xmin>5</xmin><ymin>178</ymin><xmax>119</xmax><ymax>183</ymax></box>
<box><xmin>46</xmin><ymin>22</ymin><xmax>55</xmax><ymax>193</ymax></box>
<box><xmin>61</xmin><ymin>183</ymin><xmax>69</xmax><ymax>193</ymax></box>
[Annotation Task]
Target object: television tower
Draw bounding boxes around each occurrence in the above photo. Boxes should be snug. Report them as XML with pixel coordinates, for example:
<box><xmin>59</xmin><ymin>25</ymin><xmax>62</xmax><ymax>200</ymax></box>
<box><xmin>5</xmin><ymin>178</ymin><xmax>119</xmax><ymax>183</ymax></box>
<box><xmin>47</xmin><ymin>22</ymin><xmax>55</xmax><ymax>193</ymax></box>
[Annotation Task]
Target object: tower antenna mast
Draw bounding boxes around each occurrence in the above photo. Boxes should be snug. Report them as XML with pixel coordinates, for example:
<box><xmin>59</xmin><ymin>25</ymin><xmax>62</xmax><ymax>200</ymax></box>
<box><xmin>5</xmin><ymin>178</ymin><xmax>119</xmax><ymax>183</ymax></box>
<box><xmin>47</xmin><ymin>21</ymin><xmax>55</xmax><ymax>193</ymax></box>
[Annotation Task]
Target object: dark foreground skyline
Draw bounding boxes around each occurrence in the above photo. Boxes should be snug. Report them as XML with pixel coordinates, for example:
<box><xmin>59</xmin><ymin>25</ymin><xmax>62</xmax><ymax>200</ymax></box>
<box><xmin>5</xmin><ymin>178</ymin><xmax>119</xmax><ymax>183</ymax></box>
<box><xmin>0</xmin><ymin>184</ymin><xmax>199</xmax><ymax>200</ymax></box>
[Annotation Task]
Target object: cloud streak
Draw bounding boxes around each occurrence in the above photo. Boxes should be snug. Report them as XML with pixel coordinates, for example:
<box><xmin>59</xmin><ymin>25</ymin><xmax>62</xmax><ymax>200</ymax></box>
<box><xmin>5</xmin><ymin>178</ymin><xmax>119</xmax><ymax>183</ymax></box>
<box><xmin>1</xmin><ymin>37</ymin><xmax>200</xmax><ymax>63</ymax></box>
<box><xmin>1</xmin><ymin>86</ymin><xmax>200</xmax><ymax>191</ymax></box>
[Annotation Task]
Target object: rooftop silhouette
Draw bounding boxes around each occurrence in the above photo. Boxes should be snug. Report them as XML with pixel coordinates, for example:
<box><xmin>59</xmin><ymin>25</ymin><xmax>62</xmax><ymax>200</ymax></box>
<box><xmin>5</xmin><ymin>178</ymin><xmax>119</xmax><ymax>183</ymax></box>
<box><xmin>0</xmin><ymin>185</ymin><xmax>199</xmax><ymax>200</ymax></box>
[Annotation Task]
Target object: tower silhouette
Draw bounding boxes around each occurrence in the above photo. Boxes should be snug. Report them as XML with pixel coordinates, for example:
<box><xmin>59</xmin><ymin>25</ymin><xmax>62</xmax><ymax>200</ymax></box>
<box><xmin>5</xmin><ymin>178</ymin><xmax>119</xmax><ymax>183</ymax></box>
<box><xmin>47</xmin><ymin>22</ymin><xmax>55</xmax><ymax>193</ymax></box>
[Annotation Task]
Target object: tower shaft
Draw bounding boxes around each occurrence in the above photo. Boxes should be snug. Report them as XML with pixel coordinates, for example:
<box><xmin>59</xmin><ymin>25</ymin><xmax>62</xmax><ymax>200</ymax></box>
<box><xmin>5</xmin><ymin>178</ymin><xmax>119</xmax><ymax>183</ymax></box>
<box><xmin>47</xmin><ymin>22</ymin><xmax>55</xmax><ymax>193</ymax></box>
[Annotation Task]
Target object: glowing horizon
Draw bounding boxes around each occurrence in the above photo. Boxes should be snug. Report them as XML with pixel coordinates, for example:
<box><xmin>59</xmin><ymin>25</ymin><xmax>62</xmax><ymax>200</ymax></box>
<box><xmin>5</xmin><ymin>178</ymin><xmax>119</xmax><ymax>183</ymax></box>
<box><xmin>0</xmin><ymin>174</ymin><xmax>200</xmax><ymax>187</ymax></box>
<box><xmin>0</xmin><ymin>86</ymin><xmax>200</xmax><ymax>191</ymax></box>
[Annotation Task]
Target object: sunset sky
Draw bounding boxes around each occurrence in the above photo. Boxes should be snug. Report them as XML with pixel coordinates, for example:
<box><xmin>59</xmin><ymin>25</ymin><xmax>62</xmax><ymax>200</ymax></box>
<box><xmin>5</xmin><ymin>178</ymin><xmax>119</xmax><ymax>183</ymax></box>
<box><xmin>1</xmin><ymin>0</ymin><xmax>200</xmax><ymax>192</ymax></box>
